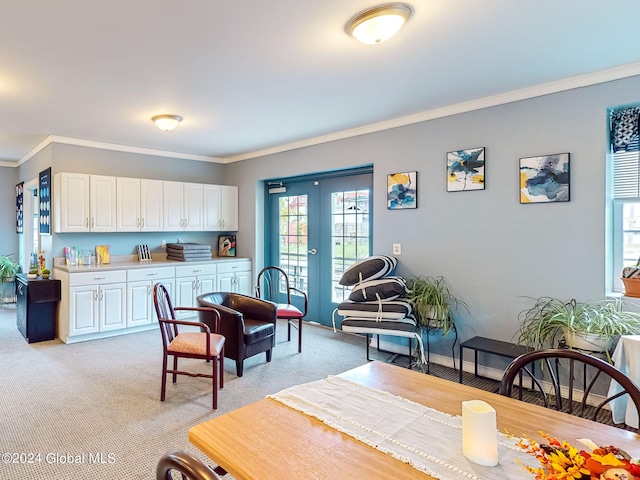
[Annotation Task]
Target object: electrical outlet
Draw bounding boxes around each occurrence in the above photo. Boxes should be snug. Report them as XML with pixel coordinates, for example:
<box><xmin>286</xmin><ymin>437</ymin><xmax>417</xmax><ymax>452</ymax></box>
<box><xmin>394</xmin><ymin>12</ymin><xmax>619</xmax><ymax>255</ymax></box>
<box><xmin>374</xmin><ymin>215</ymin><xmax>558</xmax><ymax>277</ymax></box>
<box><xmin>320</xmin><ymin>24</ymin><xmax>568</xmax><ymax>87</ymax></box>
<box><xmin>161</xmin><ymin>240</ymin><xmax>166</xmax><ymax>247</ymax></box>
<box><xmin>393</xmin><ymin>243</ymin><xmax>401</xmax><ymax>255</ymax></box>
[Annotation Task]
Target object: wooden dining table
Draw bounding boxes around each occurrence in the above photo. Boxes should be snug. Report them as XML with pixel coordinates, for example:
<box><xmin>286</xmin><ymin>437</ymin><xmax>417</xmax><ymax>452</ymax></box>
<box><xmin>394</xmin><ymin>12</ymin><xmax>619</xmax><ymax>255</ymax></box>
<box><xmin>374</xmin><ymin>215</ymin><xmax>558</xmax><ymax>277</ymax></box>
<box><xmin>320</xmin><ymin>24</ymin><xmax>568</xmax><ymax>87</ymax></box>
<box><xmin>188</xmin><ymin>361</ymin><xmax>640</xmax><ymax>480</ymax></box>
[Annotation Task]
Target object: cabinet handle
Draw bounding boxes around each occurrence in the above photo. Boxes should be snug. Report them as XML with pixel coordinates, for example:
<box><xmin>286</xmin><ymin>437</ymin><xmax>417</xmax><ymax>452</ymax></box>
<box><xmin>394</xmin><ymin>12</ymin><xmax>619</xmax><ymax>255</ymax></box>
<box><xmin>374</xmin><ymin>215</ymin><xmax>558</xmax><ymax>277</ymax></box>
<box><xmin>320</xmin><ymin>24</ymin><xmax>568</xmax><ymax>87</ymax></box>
<box><xmin>222</xmin><ymin>219</ymin><xmax>225</xmax><ymax>228</ymax></box>
<box><xmin>141</xmin><ymin>218</ymin><xmax>144</xmax><ymax>228</ymax></box>
<box><xmin>94</xmin><ymin>277</ymin><xmax>106</xmax><ymax>280</ymax></box>
<box><xmin>85</xmin><ymin>217</ymin><xmax>89</xmax><ymax>228</ymax></box>
<box><xmin>193</xmin><ymin>269</ymin><xmax>201</xmax><ymax>273</ymax></box>
<box><xmin>147</xmin><ymin>273</ymin><xmax>158</xmax><ymax>276</ymax></box>
<box><xmin>137</xmin><ymin>218</ymin><xmax>140</xmax><ymax>227</ymax></box>
<box><xmin>100</xmin><ymin>291</ymin><xmax>104</xmax><ymax>301</ymax></box>
<box><xmin>91</xmin><ymin>217</ymin><xmax>95</xmax><ymax>228</ymax></box>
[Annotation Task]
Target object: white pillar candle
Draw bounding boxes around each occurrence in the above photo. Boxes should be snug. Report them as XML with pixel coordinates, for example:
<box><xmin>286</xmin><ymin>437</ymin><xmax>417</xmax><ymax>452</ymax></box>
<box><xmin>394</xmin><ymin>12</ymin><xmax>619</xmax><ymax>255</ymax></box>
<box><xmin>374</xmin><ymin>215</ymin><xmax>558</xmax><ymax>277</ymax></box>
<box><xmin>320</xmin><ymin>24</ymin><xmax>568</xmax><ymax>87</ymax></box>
<box><xmin>461</xmin><ymin>400</ymin><xmax>498</xmax><ymax>466</ymax></box>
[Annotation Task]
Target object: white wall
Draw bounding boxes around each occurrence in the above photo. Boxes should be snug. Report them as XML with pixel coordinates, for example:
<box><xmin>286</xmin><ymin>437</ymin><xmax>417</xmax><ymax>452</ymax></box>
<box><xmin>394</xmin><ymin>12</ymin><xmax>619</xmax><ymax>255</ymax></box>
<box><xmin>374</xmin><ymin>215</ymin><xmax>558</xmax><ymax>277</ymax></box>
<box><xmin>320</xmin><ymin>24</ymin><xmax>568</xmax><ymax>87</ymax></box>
<box><xmin>226</xmin><ymin>75</ymin><xmax>640</xmax><ymax>357</ymax></box>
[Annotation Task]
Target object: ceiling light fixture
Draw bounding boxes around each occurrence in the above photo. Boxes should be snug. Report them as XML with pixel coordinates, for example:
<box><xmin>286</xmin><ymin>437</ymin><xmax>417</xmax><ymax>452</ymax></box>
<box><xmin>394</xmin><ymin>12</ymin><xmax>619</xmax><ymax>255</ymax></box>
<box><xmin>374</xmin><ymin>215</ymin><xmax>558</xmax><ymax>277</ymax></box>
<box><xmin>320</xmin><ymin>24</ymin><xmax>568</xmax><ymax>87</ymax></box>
<box><xmin>152</xmin><ymin>114</ymin><xmax>183</xmax><ymax>131</ymax></box>
<box><xmin>345</xmin><ymin>3</ymin><xmax>413</xmax><ymax>45</ymax></box>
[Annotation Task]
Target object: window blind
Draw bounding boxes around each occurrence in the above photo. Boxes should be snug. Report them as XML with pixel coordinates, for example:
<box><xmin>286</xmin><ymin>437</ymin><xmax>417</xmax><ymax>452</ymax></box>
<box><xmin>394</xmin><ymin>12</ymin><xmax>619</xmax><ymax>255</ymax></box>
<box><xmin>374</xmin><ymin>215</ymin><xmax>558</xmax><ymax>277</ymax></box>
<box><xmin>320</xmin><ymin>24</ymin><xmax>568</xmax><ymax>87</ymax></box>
<box><xmin>612</xmin><ymin>106</ymin><xmax>640</xmax><ymax>199</ymax></box>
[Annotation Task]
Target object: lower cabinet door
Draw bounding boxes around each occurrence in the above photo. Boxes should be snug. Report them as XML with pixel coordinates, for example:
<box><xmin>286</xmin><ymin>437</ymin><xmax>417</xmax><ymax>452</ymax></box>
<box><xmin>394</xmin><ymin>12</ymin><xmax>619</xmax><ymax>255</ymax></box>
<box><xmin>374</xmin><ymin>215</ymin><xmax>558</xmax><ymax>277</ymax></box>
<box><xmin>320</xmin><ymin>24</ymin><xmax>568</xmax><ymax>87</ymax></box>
<box><xmin>127</xmin><ymin>281</ymin><xmax>152</xmax><ymax>327</ymax></box>
<box><xmin>175</xmin><ymin>276</ymin><xmax>196</xmax><ymax>319</ymax></box>
<box><xmin>99</xmin><ymin>282</ymin><xmax>126</xmax><ymax>331</ymax></box>
<box><xmin>69</xmin><ymin>285</ymin><xmax>100</xmax><ymax>336</ymax></box>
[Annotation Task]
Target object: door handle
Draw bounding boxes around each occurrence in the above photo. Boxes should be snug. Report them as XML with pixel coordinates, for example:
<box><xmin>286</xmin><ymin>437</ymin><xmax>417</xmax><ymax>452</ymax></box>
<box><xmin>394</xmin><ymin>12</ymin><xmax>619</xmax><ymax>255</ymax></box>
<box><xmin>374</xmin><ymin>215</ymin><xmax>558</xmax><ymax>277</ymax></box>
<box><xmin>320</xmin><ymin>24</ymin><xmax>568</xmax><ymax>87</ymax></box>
<box><xmin>307</xmin><ymin>248</ymin><xmax>317</xmax><ymax>255</ymax></box>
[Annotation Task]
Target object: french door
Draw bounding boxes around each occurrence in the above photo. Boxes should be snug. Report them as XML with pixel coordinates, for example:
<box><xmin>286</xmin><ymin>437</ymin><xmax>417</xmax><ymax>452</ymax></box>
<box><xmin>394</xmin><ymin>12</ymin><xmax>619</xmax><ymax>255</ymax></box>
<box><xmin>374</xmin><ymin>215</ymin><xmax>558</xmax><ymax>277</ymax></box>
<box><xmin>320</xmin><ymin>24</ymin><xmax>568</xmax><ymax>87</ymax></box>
<box><xmin>266</xmin><ymin>169</ymin><xmax>373</xmax><ymax>327</ymax></box>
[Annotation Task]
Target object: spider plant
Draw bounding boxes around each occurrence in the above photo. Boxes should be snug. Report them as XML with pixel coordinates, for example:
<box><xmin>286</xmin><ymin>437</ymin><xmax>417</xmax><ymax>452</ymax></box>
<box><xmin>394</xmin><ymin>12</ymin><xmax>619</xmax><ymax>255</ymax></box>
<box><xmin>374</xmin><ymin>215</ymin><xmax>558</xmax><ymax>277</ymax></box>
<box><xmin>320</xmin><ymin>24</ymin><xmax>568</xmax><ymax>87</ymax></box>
<box><xmin>516</xmin><ymin>296</ymin><xmax>640</xmax><ymax>361</ymax></box>
<box><xmin>405</xmin><ymin>275</ymin><xmax>466</xmax><ymax>335</ymax></box>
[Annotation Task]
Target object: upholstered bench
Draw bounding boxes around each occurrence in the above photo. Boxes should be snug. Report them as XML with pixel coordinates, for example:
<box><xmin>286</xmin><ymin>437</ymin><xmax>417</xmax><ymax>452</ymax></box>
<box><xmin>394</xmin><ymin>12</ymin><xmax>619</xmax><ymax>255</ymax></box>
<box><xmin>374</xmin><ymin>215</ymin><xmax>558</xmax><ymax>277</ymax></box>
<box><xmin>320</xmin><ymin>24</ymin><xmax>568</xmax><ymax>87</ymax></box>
<box><xmin>337</xmin><ymin>315</ymin><xmax>425</xmax><ymax>364</ymax></box>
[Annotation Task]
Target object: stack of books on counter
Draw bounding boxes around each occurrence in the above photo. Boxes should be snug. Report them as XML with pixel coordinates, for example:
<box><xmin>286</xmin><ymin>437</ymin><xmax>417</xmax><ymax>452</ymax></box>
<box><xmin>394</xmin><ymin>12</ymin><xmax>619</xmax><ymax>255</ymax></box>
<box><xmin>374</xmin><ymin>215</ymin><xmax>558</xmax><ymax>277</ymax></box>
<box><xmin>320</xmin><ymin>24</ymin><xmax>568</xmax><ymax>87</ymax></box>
<box><xmin>166</xmin><ymin>243</ymin><xmax>212</xmax><ymax>262</ymax></box>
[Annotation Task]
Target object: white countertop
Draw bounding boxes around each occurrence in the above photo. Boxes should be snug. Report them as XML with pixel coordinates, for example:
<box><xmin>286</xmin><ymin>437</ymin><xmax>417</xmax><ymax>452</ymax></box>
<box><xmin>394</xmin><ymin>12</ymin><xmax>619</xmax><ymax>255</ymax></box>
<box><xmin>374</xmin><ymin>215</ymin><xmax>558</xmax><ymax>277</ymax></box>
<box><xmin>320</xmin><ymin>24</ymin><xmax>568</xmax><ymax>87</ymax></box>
<box><xmin>53</xmin><ymin>254</ymin><xmax>250</xmax><ymax>273</ymax></box>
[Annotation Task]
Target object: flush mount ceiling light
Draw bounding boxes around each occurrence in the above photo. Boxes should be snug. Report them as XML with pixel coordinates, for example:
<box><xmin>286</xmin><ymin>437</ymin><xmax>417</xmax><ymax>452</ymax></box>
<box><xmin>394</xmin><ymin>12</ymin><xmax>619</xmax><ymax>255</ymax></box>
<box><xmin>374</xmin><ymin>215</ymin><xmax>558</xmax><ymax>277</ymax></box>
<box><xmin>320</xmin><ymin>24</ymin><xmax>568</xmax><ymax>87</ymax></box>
<box><xmin>345</xmin><ymin>3</ymin><xmax>413</xmax><ymax>44</ymax></box>
<box><xmin>151</xmin><ymin>114</ymin><xmax>183</xmax><ymax>131</ymax></box>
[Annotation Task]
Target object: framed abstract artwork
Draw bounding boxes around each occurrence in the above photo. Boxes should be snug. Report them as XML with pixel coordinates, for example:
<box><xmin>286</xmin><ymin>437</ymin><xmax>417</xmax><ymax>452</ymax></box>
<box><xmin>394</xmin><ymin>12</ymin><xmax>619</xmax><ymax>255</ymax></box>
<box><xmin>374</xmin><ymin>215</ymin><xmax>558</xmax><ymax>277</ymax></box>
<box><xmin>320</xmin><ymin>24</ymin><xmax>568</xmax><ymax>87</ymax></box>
<box><xmin>447</xmin><ymin>147</ymin><xmax>485</xmax><ymax>192</ymax></box>
<box><xmin>16</xmin><ymin>182</ymin><xmax>24</xmax><ymax>234</ymax></box>
<box><xmin>519</xmin><ymin>153</ymin><xmax>570</xmax><ymax>203</ymax></box>
<box><xmin>387</xmin><ymin>171</ymin><xmax>417</xmax><ymax>209</ymax></box>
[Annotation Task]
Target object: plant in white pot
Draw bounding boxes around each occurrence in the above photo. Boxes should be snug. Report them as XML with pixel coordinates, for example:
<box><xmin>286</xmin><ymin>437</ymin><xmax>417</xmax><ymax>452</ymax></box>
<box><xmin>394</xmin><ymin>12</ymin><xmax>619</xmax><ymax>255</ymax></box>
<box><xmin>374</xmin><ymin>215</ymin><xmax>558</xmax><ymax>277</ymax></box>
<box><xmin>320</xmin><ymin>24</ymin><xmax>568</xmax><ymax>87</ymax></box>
<box><xmin>516</xmin><ymin>296</ymin><xmax>640</xmax><ymax>362</ymax></box>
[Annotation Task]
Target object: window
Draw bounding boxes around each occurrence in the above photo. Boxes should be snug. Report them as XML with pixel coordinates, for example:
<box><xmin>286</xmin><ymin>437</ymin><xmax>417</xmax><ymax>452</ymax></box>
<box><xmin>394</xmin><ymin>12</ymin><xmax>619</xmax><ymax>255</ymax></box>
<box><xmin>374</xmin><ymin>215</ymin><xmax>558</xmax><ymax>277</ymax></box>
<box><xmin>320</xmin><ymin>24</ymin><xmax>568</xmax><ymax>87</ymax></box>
<box><xmin>611</xmin><ymin>106</ymin><xmax>640</xmax><ymax>292</ymax></box>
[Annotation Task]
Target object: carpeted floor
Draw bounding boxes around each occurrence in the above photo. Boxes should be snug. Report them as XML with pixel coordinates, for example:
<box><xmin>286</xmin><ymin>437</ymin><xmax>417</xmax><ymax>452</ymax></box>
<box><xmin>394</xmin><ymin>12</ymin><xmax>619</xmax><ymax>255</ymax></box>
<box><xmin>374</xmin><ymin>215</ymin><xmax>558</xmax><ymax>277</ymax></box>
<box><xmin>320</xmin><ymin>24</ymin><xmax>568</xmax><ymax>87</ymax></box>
<box><xmin>1</xmin><ymin>304</ymin><xmax>428</xmax><ymax>479</ymax></box>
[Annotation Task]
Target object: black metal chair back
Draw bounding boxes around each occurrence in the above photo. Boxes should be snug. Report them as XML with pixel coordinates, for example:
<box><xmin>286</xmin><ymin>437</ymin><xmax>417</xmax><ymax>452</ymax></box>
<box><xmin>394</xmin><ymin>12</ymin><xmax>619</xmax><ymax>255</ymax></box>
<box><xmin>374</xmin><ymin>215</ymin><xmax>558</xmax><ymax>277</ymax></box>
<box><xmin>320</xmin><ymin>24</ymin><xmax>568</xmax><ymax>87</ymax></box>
<box><xmin>499</xmin><ymin>348</ymin><xmax>640</xmax><ymax>431</ymax></box>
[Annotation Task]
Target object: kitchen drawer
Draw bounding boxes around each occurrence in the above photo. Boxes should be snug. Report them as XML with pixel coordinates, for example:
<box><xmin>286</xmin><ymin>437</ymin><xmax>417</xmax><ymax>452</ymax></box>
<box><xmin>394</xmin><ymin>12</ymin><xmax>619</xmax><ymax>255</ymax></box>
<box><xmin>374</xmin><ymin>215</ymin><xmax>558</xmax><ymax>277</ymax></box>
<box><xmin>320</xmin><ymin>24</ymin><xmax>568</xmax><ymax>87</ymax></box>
<box><xmin>127</xmin><ymin>266</ymin><xmax>175</xmax><ymax>282</ymax></box>
<box><xmin>68</xmin><ymin>270</ymin><xmax>127</xmax><ymax>286</ymax></box>
<box><xmin>216</xmin><ymin>260</ymin><xmax>251</xmax><ymax>274</ymax></box>
<box><xmin>175</xmin><ymin>263</ymin><xmax>217</xmax><ymax>277</ymax></box>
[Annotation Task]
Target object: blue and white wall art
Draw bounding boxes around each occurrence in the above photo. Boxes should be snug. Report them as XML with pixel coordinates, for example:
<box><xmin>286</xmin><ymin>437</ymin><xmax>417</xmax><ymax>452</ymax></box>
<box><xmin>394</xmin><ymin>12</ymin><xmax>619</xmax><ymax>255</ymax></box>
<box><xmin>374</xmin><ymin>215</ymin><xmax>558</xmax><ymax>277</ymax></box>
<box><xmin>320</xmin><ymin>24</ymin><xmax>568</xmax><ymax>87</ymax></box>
<box><xmin>519</xmin><ymin>153</ymin><xmax>570</xmax><ymax>203</ymax></box>
<box><xmin>387</xmin><ymin>171</ymin><xmax>417</xmax><ymax>209</ymax></box>
<box><xmin>447</xmin><ymin>147</ymin><xmax>485</xmax><ymax>192</ymax></box>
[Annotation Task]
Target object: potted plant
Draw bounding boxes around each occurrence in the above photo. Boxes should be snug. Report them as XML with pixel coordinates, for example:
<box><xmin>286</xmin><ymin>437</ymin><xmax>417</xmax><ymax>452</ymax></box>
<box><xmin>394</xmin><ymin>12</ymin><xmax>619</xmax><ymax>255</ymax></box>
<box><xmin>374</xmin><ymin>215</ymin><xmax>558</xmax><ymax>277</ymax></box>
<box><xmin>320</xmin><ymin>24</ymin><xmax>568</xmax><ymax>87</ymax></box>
<box><xmin>0</xmin><ymin>254</ymin><xmax>21</xmax><ymax>305</ymax></box>
<box><xmin>516</xmin><ymin>296</ymin><xmax>640</xmax><ymax>361</ymax></box>
<box><xmin>405</xmin><ymin>275</ymin><xmax>467</xmax><ymax>336</ymax></box>
<box><xmin>41</xmin><ymin>269</ymin><xmax>51</xmax><ymax>279</ymax></box>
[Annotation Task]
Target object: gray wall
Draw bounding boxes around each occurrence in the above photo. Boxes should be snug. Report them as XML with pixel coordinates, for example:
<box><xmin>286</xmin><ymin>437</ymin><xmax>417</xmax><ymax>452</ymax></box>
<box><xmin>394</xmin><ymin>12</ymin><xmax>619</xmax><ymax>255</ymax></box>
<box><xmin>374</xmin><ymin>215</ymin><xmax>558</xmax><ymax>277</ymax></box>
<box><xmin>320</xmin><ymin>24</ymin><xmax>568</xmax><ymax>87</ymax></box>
<box><xmin>226</xmin><ymin>74</ymin><xmax>640</xmax><ymax>355</ymax></box>
<box><xmin>0</xmin><ymin>166</ymin><xmax>18</xmax><ymax>257</ymax></box>
<box><xmin>7</xmin><ymin>75</ymin><xmax>640</xmax><ymax>359</ymax></box>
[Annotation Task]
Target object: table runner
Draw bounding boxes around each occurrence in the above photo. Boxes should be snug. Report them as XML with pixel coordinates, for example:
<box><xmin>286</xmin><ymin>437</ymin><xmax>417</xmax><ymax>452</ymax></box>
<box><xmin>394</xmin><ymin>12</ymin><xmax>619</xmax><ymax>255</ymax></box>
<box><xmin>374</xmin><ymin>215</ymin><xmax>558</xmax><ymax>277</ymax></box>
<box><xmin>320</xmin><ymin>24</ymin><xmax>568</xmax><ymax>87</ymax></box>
<box><xmin>269</xmin><ymin>376</ymin><xmax>538</xmax><ymax>480</ymax></box>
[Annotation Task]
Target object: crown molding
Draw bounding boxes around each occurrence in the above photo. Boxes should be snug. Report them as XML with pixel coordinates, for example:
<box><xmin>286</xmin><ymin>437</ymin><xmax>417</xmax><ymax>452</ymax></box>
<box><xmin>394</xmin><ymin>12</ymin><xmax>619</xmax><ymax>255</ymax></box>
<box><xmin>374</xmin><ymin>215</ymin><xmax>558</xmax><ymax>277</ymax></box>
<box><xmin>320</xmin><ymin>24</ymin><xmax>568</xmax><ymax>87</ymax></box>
<box><xmin>15</xmin><ymin>135</ymin><xmax>224</xmax><ymax>167</ymax></box>
<box><xmin>226</xmin><ymin>61</ymin><xmax>640</xmax><ymax>163</ymax></box>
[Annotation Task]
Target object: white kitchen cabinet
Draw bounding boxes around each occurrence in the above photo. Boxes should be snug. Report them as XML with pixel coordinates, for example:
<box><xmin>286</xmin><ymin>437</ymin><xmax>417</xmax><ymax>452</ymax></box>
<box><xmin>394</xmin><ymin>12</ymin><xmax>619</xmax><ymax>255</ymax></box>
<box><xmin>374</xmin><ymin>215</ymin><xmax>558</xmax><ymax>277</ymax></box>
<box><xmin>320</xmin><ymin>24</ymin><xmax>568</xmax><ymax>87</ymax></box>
<box><xmin>163</xmin><ymin>181</ymin><xmax>203</xmax><ymax>231</ymax></box>
<box><xmin>54</xmin><ymin>172</ymin><xmax>90</xmax><ymax>233</ymax></box>
<box><xmin>203</xmin><ymin>185</ymin><xmax>239</xmax><ymax>231</ymax></box>
<box><xmin>126</xmin><ymin>266</ymin><xmax>175</xmax><ymax>327</ymax></box>
<box><xmin>174</xmin><ymin>264</ymin><xmax>217</xmax><ymax>318</ymax></box>
<box><xmin>116</xmin><ymin>177</ymin><xmax>141</xmax><ymax>232</ymax></box>
<box><xmin>64</xmin><ymin>270</ymin><xmax>126</xmax><ymax>338</ymax></box>
<box><xmin>140</xmin><ymin>179</ymin><xmax>164</xmax><ymax>231</ymax></box>
<box><xmin>89</xmin><ymin>175</ymin><xmax>117</xmax><ymax>232</ymax></box>
<box><xmin>217</xmin><ymin>260</ymin><xmax>251</xmax><ymax>295</ymax></box>
<box><xmin>53</xmin><ymin>173</ymin><xmax>116</xmax><ymax>233</ymax></box>
<box><xmin>117</xmin><ymin>177</ymin><xmax>164</xmax><ymax>232</ymax></box>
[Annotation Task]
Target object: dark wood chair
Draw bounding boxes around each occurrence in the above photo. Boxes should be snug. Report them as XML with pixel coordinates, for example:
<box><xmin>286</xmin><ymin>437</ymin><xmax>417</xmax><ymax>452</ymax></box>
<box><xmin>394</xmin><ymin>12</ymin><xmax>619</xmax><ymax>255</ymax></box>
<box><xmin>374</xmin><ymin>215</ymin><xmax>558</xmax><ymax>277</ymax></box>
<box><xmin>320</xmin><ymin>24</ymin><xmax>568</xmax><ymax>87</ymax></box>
<box><xmin>153</xmin><ymin>283</ymin><xmax>225</xmax><ymax>409</ymax></box>
<box><xmin>499</xmin><ymin>348</ymin><xmax>640</xmax><ymax>431</ymax></box>
<box><xmin>256</xmin><ymin>266</ymin><xmax>307</xmax><ymax>353</ymax></box>
<box><xmin>156</xmin><ymin>450</ymin><xmax>222</xmax><ymax>480</ymax></box>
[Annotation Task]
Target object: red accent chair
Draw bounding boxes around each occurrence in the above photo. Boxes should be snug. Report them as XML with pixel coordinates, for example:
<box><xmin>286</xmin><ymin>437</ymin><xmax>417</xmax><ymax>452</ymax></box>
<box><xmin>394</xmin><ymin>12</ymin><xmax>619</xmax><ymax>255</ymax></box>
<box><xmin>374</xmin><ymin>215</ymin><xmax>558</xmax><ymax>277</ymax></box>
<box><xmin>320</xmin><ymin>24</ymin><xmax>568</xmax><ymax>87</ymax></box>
<box><xmin>256</xmin><ymin>266</ymin><xmax>308</xmax><ymax>353</ymax></box>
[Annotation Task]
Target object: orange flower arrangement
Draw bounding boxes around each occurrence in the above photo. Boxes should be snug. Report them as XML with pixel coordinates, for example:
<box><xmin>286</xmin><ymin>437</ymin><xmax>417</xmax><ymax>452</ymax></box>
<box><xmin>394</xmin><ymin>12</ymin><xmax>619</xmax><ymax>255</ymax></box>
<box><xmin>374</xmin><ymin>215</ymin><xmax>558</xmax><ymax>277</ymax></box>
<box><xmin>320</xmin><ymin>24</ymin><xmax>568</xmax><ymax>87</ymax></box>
<box><xmin>516</xmin><ymin>431</ymin><xmax>640</xmax><ymax>480</ymax></box>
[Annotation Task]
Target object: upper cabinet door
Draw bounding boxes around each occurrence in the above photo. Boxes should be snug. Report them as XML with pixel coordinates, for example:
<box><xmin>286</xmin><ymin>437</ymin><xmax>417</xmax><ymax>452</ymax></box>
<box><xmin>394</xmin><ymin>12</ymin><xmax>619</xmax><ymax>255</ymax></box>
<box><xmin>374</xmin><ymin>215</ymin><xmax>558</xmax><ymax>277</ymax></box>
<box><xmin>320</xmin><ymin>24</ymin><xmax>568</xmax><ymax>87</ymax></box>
<box><xmin>203</xmin><ymin>184</ymin><xmax>222</xmax><ymax>231</ymax></box>
<box><xmin>183</xmin><ymin>182</ymin><xmax>203</xmax><ymax>231</ymax></box>
<box><xmin>203</xmin><ymin>184</ymin><xmax>238</xmax><ymax>231</ymax></box>
<box><xmin>220</xmin><ymin>185</ymin><xmax>239</xmax><ymax>231</ymax></box>
<box><xmin>54</xmin><ymin>172</ymin><xmax>91</xmax><ymax>233</ymax></box>
<box><xmin>116</xmin><ymin>177</ymin><xmax>141</xmax><ymax>232</ymax></box>
<box><xmin>90</xmin><ymin>175</ymin><xmax>117</xmax><ymax>232</ymax></box>
<box><xmin>140</xmin><ymin>179</ymin><xmax>163</xmax><ymax>232</ymax></box>
<box><xmin>163</xmin><ymin>181</ymin><xmax>184</xmax><ymax>231</ymax></box>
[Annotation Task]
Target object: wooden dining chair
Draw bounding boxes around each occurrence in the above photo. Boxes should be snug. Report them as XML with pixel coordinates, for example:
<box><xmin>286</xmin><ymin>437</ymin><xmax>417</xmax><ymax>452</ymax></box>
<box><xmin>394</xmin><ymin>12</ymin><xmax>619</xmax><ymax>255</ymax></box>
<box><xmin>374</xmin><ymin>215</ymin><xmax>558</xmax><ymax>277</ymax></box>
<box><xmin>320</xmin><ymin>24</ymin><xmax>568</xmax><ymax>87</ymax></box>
<box><xmin>499</xmin><ymin>348</ymin><xmax>640</xmax><ymax>431</ymax></box>
<box><xmin>255</xmin><ymin>266</ymin><xmax>307</xmax><ymax>353</ymax></box>
<box><xmin>153</xmin><ymin>283</ymin><xmax>225</xmax><ymax>409</ymax></box>
<box><xmin>156</xmin><ymin>450</ymin><xmax>222</xmax><ymax>480</ymax></box>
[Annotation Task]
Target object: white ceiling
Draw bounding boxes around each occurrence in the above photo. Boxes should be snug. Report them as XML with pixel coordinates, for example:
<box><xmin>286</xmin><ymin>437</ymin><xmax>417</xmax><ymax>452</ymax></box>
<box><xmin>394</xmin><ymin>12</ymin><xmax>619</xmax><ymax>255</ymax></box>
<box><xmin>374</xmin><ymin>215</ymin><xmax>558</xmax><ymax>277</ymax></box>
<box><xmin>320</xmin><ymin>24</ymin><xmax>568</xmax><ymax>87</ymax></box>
<box><xmin>2</xmin><ymin>0</ymin><xmax>640</xmax><ymax>166</ymax></box>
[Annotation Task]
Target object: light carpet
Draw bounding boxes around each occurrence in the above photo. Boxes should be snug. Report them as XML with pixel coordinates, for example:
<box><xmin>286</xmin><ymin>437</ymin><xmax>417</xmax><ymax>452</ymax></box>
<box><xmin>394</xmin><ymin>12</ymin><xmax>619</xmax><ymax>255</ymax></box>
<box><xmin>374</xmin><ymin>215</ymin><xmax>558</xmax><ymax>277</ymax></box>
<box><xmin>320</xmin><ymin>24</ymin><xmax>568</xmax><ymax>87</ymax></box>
<box><xmin>0</xmin><ymin>304</ymin><xmax>377</xmax><ymax>480</ymax></box>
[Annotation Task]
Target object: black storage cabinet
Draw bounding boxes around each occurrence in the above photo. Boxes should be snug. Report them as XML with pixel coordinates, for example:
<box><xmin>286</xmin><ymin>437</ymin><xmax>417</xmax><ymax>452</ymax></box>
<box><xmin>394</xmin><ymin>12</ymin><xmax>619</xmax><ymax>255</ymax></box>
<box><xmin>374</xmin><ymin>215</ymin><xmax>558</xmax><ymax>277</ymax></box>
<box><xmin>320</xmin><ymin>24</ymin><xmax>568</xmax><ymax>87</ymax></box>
<box><xmin>16</xmin><ymin>274</ymin><xmax>61</xmax><ymax>343</ymax></box>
